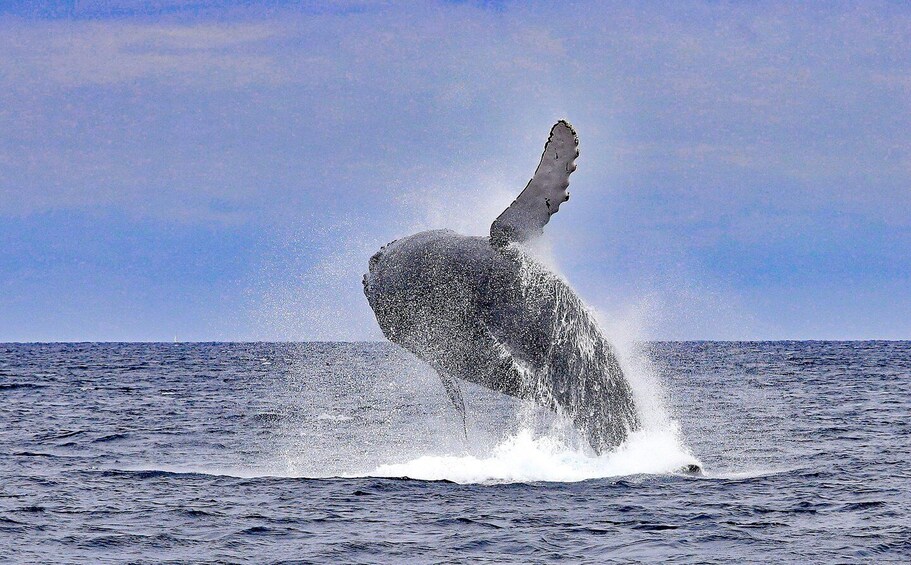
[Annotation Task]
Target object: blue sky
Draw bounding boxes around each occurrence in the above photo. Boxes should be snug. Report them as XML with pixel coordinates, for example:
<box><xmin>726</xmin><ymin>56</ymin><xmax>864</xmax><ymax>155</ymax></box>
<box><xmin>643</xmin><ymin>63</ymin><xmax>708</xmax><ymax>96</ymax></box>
<box><xmin>1</xmin><ymin>1</ymin><xmax>909</xmax><ymax>341</ymax></box>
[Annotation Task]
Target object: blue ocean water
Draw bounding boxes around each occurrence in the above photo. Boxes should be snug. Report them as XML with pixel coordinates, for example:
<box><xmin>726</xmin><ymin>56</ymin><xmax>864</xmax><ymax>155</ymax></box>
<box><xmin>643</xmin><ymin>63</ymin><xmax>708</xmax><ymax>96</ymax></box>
<box><xmin>2</xmin><ymin>341</ymin><xmax>909</xmax><ymax>563</ymax></box>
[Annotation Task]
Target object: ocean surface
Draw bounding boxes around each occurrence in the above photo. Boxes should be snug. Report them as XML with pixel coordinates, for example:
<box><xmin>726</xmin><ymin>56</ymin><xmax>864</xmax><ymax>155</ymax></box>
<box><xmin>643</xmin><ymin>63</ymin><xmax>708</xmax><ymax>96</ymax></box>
<box><xmin>2</xmin><ymin>341</ymin><xmax>909</xmax><ymax>563</ymax></box>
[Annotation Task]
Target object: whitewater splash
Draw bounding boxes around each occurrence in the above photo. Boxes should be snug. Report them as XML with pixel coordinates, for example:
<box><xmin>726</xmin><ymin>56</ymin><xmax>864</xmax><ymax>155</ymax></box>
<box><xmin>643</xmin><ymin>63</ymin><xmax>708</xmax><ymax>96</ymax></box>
<box><xmin>370</xmin><ymin>426</ymin><xmax>700</xmax><ymax>484</ymax></box>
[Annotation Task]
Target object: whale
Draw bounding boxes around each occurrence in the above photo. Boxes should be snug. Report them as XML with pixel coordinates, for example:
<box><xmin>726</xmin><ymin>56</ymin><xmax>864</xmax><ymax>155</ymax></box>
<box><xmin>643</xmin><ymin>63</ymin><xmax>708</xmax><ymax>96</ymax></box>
<box><xmin>362</xmin><ymin>121</ymin><xmax>639</xmax><ymax>453</ymax></box>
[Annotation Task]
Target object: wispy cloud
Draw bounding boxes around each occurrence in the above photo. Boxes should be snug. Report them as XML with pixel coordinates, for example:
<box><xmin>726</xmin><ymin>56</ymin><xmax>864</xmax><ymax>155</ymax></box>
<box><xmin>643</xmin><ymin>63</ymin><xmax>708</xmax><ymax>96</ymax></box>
<box><xmin>0</xmin><ymin>19</ymin><xmax>290</xmax><ymax>89</ymax></box>
<box><xmin>1</xmin><ymin>1</ymin><xmax>909</xmax><ymax>339</ymax></box>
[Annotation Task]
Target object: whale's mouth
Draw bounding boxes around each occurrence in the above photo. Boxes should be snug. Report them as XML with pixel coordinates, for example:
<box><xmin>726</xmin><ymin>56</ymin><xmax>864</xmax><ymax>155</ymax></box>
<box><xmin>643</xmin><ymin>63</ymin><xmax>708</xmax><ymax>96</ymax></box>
<box><xmin>368</xmin><ymin>248</ymin><xmax>384</xmax><ymax>272</ymax></box>
<box><xmin>363</xmin><ymin>248</ymin><xmax>384</xmax><ymax>291</ymax></box>
<box><xmin>363</xmin><ymin>240</ymin><xmax>396</xmax><ymax>301</ymax></box>
<box><xmin>364</xmin><ymin>237</ymin><xmax>400</xmax><ymax>292</ymax></box>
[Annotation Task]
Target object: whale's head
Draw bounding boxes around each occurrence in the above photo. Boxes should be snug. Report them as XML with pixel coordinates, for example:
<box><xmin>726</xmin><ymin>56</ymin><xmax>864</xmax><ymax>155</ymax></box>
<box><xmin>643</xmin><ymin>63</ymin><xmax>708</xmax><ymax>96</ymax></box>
<box><xmin>362</xmin><ymin>240</ymin><xmax>398</xmax><ymax>335</ymax></box>
<box><xmin>363</xmin><ymin>229</ymin><xmax>497</xmax><ymax>347</ymax></box>
<box><xmin>362</xmin><ymin>232</ymin><xmax>442</xmax><ymax>343</ymax></box>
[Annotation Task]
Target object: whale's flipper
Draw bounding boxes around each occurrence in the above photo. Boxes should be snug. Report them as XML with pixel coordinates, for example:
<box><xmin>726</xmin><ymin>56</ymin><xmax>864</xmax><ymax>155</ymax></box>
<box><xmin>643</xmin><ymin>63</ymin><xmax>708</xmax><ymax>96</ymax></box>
<box><xmin>439</xmin><ymin>371</ymin><xmax>468</xmax><ymax>438</ymax></box>
<box><xmin>490</xmin><ymin>120</ymin><xmax>579</xmax><ymax>247</ymax></box>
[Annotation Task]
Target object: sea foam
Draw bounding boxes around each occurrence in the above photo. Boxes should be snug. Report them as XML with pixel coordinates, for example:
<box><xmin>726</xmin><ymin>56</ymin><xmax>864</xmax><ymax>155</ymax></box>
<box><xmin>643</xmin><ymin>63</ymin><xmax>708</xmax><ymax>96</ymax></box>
<box><xmin>368</xmin><ymin>424</ymin><xmax>700</xmax><ymax>484</ymax></box>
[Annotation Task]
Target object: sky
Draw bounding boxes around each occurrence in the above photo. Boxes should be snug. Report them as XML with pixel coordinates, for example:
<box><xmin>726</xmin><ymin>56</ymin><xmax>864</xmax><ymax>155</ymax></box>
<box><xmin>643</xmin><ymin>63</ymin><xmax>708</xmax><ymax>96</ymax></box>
<box><xmin>0</xmin><ymin>0</ymin><xmax>909</xmax><ymax>341</ymax></box>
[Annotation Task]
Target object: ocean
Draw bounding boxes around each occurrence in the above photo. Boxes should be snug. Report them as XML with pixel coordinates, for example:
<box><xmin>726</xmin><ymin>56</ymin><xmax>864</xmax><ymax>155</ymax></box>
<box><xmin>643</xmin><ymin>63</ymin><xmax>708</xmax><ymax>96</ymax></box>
<box><xmin>2</xmin><ymin>341</ymin><xmax>909</xmax><ymax>563</ymax></box>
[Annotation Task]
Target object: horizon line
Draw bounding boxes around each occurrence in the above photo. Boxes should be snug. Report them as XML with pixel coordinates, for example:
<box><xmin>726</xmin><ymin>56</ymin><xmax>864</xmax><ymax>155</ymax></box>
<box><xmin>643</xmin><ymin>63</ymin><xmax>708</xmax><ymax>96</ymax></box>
<box><xmin>2</xmin><ymin>339</ymin><xmax>909</xmax><ymax>345</ymax></box>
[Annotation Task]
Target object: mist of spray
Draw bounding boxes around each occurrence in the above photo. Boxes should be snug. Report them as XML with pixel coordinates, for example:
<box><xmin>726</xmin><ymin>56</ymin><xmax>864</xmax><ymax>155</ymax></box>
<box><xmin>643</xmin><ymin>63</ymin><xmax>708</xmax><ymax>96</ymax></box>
<box><xmin>260</xmin><ymin>123</ymin><xmax>702</xmax><ymax>482</ymax></box>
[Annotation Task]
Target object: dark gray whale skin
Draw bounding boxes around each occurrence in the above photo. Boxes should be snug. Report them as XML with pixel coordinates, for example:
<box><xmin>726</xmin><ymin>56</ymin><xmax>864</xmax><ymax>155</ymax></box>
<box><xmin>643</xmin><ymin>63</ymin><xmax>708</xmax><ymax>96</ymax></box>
<box><xmin>363</xmin><ymin>230</ymin><xmax>638</xmax><ymax>452</ymax></box>
<box><xmin>362</xmin><ymin>122</ymin><xmax>639</xmax><ymax>453</ymax></box>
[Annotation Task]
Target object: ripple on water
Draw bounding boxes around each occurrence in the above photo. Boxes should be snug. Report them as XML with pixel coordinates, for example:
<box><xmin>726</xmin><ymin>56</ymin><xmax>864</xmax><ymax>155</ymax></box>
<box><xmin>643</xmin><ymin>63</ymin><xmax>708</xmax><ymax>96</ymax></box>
<box><xmin>0</xmin><ymin>342</ymin><xmax>908</xmax><ymax>563</ymax></box>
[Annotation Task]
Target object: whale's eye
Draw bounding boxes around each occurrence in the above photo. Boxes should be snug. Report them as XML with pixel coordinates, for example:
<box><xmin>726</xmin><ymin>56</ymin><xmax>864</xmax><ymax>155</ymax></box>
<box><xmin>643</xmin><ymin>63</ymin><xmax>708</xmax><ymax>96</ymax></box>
<box><xmin>545</xmin><ymin>198</ymin><xmax>551</xmax><ymax>209</ymax></box>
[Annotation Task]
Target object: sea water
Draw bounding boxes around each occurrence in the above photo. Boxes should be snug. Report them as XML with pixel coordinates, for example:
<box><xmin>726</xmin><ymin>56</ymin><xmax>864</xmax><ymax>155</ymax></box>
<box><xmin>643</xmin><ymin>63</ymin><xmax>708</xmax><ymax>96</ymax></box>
<box><xmin>2</xmin><ymin>342</ymin><xmax>909</xmax><ymax>563</ymax></box>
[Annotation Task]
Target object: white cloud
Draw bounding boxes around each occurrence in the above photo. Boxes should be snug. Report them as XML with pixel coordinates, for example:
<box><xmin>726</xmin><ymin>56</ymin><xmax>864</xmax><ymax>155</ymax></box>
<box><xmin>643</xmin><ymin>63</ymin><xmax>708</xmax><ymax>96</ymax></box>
<box><xmin>0</xmin><ymin>19</ymin><xmax>291</xmax><ymax>88</ymax></box>
<box><xmin>1</xmin><ymin>2</ymin><xmax>910</xmax><ymax>339</ymax></box>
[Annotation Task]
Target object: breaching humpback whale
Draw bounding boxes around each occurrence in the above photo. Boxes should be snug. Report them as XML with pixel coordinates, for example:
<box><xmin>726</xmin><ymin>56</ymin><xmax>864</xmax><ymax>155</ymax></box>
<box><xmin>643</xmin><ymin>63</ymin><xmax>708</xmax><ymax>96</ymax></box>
<box><xmin>362</xmin><ymin>121</ymin><xmax>639</xmax><ymax>453</ymax></box>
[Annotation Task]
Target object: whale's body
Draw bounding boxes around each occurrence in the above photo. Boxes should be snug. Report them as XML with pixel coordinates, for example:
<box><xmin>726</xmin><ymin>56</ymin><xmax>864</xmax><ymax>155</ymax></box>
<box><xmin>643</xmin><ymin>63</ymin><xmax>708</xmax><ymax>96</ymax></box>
<box><xmin>363</xmin><ymin>121</ymin><xmax>639</xmax><ymax>453</ymax></box>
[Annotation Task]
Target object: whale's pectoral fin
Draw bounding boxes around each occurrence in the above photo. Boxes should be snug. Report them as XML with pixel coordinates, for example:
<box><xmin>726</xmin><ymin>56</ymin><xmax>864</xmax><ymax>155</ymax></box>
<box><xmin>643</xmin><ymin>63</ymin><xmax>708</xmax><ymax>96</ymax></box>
<box><xmin>490</xmin><ymin>120</ymin><xmax>579</xmax><ymax>247</ymax></box>
<box><xmin>439</xmin><ymin>371</ymin><xmax>468</xmax><ymax>439</ymax></box>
